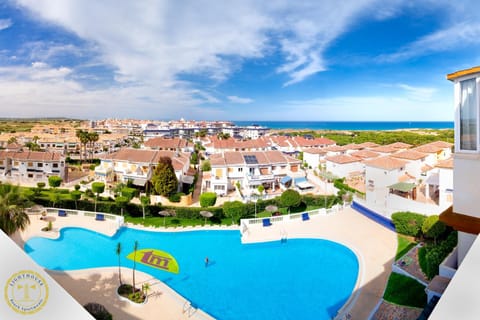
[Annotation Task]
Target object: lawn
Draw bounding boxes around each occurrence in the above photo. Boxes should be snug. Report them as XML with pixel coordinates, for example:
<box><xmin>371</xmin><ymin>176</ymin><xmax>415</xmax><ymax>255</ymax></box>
<box><xmin>396</xmin><ymin>234</ymin><xmax>417</xmax><ymax>260</ymax></box>
<box><xmin>383</xmin><ymin>273</ymin><xmax>426</xmax><ymax>308</ymax></box>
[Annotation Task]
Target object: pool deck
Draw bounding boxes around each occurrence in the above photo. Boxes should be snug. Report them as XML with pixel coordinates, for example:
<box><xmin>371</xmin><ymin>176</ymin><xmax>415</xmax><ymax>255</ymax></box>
<box><xmin>12</xmin><ymin>207</ymin><xmax>397</xmax><ymax>320</ymax></box>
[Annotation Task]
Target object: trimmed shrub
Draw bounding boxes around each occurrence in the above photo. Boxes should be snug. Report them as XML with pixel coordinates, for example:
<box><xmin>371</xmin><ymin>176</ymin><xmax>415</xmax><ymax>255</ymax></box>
<box><xmin>121</xmin><ymin>187</ymin><xmax>138</xmax><ymax>200</ymax></box>
<box><xmin>83</xmin><ymin>302</ymin><xmax>112</xmax><ymax>320</ymax></box>
<box><xmin>391</xmin><ymin>211</ymin><xmax>426</xmax><ymax>237</ymax></box>
<box><xmin>199</xmin><ymin>192</ymin><xmax>217</xmax><ymax>207</ymax></box>
<box><xmin>168</xmin><ymin>192</ymin><xmax>184</xmax><ymax>203</ymax></box>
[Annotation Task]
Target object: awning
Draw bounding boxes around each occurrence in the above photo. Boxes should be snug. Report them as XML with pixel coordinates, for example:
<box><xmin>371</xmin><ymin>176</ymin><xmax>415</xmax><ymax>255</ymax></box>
<box><xmin>425</xmin><ymin>172</ymin><xmax>439</xmax><ymax>186</ymax></box>
<box><xmin>132</xmin><ymin>178</ymin><xmax>147</xmax><ymax>186</ymax></box>
<box><xmin>388</xmin><ymin>182</ymin><xmax>416</xmax><ymax>192</ymax></box>
<box><xmin>182</xmin><ymin>175</ymin><xmax>194</xmax><ymax>184</ymax></box>
<box><xmin>280</xmin><ymin>176</ymin><xmax>292</xmax><ymax>184</ymax></box>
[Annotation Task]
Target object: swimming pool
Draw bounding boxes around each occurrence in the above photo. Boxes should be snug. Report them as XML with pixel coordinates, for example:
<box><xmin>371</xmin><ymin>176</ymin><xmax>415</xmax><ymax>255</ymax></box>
<box><xmin>25</xmin><ymin>227</ymin><xmax>359</xmax><ymax>320</ymax></box>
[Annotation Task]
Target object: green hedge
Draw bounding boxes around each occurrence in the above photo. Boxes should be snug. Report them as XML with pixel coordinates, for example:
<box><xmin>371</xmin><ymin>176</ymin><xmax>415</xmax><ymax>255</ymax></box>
<box><xmin>391</xmin><ymin>211</ymin><xmax>426</xmax><ymax>237</ymax></box>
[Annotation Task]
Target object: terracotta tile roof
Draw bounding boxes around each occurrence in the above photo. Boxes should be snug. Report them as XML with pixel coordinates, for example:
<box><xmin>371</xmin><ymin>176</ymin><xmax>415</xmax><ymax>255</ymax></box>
<box><xmin>436</xmin><ymin>158</ymin><xmax>453</xmax><ymax>169</ymax></box>
<box><xmin>421</xmin><ymin>164</ymin><xmax>434</xmax><ymax>173</ymax></box>
<box><xmin>370</xmin><ymin>145</ymin><xmax>398</xmax><ymax>154</ymax></box>
<box><xmin>224</xmin><ymin>152</ymin><xmax>245</xmax><ymax>165</ymax></box>
<box><xmin>343</xmin><ymin>143</ymin><xmax>363</xmax><ymax>150</ymax></box>
<box><xmin>325</xmin><ymin>155</ymin><xmax>361</xmax><ymax>164</ymax></box>
<box><xmin>398</xmin><ymin>173</ymin><xmax>416</xmax><ymax>182</ymax></box>
<box><xmin>303</xmin><ymin>148</ymin><xmax>328</xmax><ymax>155</ymax></box>
<box><xmin>144</xmin><ymin>137</ymin><xmax>189</xmax><ymax>149</ymax></box>
<box><xmin>391</xmin><ymin>150</ymin><xmax>428</xmax><ymax>161</ymax></box>
<box><xmin>211</xmin><ymin>150</ymin><xmax>301</xmax><ymax>166</ymax></box>
<box><xmin>385</xmin><ymin>142</ymin><xmax>412</xmax><ymax>149</ymax></box>
<box><xmin>425</xmin><ymin>141</ymin><xmax>453</xmax><ymax>148</ymax></box>
<box><xmin>357</xmin><ymin>142</ymin><xmax>380</xmax><ymax>148</ymax></box>
<box><xmin>413</xmin><ymin>144</ymin><xmax>443</xmax><ymax>154</ymax></box>
<box><xmin>364</xmin><ymin>156</ymin><xmax>407</xmax><ymax>170</ymax></box>
<box><xmin>350</xmin><ymin>150</ymin><xmax>380</xmax><ymax>159</ymax></box>
<box><xmin>9</xmin><ymin>151</ymin><xmax>63</xmax><ymax>161</ymax></box>
<box><xmin>103</xmin><ymin>148</ymin><xmax>158</xmax><ymax>163</ymax></box>
<box><xmin>325</xmin><ymin>145</ymin><xmax>348</xmax><ymax>152</ymax></box>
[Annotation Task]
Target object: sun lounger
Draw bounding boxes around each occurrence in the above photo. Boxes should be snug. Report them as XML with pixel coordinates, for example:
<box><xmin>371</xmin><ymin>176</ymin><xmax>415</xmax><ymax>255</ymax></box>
<box><xmin>262</xmin><ymin>218</ymin><xmax>272</xmax><ymax>227</ymax></box>
<box><xmin>95</xmin><ymin>213</ymin><xmax>105</xmax><ymax>221</ymax></box>
<box><xmin>58</xmin><ymin>210</ymin><xmax>67</xmax><ymax>217</ymax></box>
<box><xmin>302</xmin><ymin>212</ymin><xmax>310</xmax><ymax>221</ymax></box>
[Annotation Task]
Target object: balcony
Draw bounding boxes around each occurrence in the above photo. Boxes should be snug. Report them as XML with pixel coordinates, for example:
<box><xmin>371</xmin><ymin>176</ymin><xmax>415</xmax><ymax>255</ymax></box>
<box><xmin>246</xmin><ymin>173</ymin><xmax>275</xmax><ymax>183</ymax></box>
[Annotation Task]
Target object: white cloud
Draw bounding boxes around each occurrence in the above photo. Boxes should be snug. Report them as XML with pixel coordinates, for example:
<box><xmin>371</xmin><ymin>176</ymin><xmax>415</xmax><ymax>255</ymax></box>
<box><xmin>0</xmin><ymin>19</ymin><xmax>12</xmax><ymax>31</ymax></box>
<box><xmin>397</xmin><ymin>84</ymin><xmax>437</xmax><ymax>102</ymax></box>
<box><xmin>227</xmin><ymin>95</ymin><xmax>253</xmax><ymax>104</ymax></box>
<box><xmin>379</xmin><ymin>22</ymin><xmax>480</xmax><ymax>62</ymax></box>
<box><xmin>0</xmin><ymin>63</ymin><xmax>226</xmax><ymax>119</ymax></box>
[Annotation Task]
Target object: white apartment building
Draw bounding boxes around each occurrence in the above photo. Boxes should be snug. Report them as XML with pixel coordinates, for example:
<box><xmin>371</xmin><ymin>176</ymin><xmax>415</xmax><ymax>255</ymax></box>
<box><xmin>95</xmin><ymin>148</ymin><xmax>192</xmax><ymax>189</ymax></box>
<box><xmin>204</xmin><ymin>150</ymin><xmax>302</xmax><ymax>196</ymax></box>
<box><xmin>0</xmin><ymin>150</ymin><xmax>66</xmax><ymax>183</ymax></box>
<box><xmin>325</xmin><ymin>154</ymin><xmax>363</xmax><ymax>178</ymax></box>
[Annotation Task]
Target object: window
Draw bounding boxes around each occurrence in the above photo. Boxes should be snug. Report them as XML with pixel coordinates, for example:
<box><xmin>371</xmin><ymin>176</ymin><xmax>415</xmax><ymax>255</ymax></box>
<box><xmin>28</xmin><ymin>162</ymin><xmax>33</xmax><ymax>167</ymax></box>
<box><xmin>459</xmin><ymin>78</ymin><xmax>478</xmax><ymax>151</ymax></box>
<box><xmin>53</xmin><ymin>163</ymin><xmax>58</xmax><ymax>168</ymax></box>
<box><xmin>37</xmin><ymin>163</ymin><xmax>43</xmax><ymax>167</ymax></box>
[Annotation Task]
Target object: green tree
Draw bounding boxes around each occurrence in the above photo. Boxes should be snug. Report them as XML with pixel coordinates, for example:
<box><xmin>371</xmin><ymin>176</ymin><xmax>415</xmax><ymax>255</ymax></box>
<box><xmin>257</xmin><ymin>185</ymin><xmax>265</xmax><ymax>195</ymax></box>
<box><xmin>71</xmin><ymin>190</ymin><xmax>82</xmax><ymax>209</ymax></box>
<box><xmin>151</xmin><ymin>157</ymin><xmax>178</xmax><ymax>196</ymax></box>
<box><xmin>48</xmin><ymin>175</ymin><xmax>63</xmax><ymax>189</ymax></box>
<box><xmin>116</xmin><ymin>242</ymin><xmax>123</xmax><ymax>285</ymax></box>
<box><xmin>76</xmin><ymin>129</ymin><xmax>89</xmax><ymax>162</ymax></box>
<box><xmin>199</xmin><ymin>192</ymin><xmax>217</xmax><ymax>207</ymax></box>
<box><xmin>132</xmin><ymin>240</ymin><xmax>139</xmax><ymax>294</ymax></box>
<box><xmin>91</xmin><ymin>182</ymin><xmax>105</xmax><ymax>212</ymax></box>
<box><xmin>0</xmin><ymin>183</ymin><xmax>30</xmax><ymax>235</ymax></box>
<box><xmin>49</xmin><ymin>192</ymin><xmax>61</xmax><ymax>208</ymax></box>
<box><xmin>190</xmin><ymin>152</ymin><xmax>199</xmax><ymax>166</ymax></box>
<box><xmin>223</xmin><ymin>201</ymin><xmax>245</xmax><ymax>224</ymax></box>
<box><xmin>140</xmin><ymin>196</ymin><xmax>150</xmax><ymax>220</ymax></box>
<box><xmin>280</xmin><ymin>189</ymin><xmax>302</xmax><ymax>213</ymax></box>
<box><xmin>201</xmin><ymin>160</ymin><xmax>211</xmax><ymax>172</ymax></box>
<box><xmin>88</xmin><ymin>131</ymin><xmax>99</xmax><ymax>162</ymax></box>
<box><xmin>115</xmin><ymin>196</ymin><xmax>129</xmax><ymax>216</ymax></box>
<box><xmin>422</xmin><ymin>215</ymin><xmax>446</xmax><ymax>245</ymax></box>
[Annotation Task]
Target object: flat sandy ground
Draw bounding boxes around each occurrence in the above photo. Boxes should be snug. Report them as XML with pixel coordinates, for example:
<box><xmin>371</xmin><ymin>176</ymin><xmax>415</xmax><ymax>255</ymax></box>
<box><xmin>13</xmin><ymin>207</ymin><xmax>397</xmax><ymax>320</ymax></box>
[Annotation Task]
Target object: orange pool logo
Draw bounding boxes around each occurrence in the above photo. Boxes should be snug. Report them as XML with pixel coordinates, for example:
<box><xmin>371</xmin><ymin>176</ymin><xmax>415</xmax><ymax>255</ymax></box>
<box><xmin>127</xmin><ymin>249</ymin><xmax>179</xmax><ymax>274</ymax></box>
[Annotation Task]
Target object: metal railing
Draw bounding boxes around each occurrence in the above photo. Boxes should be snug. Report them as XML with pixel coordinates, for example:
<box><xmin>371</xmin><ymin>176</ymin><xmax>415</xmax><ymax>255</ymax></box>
<box><xmin>43</xmin><ymin>207</ymin><xmax>124</xmax><ymax>229</ymax></box>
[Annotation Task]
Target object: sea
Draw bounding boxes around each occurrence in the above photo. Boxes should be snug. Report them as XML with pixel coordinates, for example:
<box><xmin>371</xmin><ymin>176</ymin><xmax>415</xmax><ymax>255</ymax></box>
<box><xmin>233</xmin><ymin>121</ymin><xmax>454</xmax><ymax>131</ymax></box>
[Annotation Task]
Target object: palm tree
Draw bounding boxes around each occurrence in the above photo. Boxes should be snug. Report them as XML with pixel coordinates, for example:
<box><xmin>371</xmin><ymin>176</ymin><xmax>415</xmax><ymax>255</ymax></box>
<box><xmin>132</xmin><ymin>240</ymin><xmax>138</xmax><ymax>294</ymax></box>
<box><xmin>88</xmin><ymin>131</ymin><xmax>99</xmax><ymax>162</ymax></box>
<box><xmin>76</xmin><ymin>130</ymin><xmax>89</xmax><ymax>162</ymax></box>
<box><xmin>0</xmin><ymin>183</ymin><xmax>30</xmax><ymax>235</ymax></box>
<box><xmin>116</xmin><ymin>242</ymin><xmax>122</xmax><ymax>285</ymax></box>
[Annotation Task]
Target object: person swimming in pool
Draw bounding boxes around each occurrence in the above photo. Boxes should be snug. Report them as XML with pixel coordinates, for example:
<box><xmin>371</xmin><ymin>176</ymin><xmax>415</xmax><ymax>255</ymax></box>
<box><xmin>205</xmin><ymin>256</ymin><xmax>209</xmax><ymax>267</ymax></box>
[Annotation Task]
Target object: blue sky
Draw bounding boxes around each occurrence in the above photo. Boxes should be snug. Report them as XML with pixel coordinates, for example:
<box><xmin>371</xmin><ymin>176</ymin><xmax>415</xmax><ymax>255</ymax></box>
<box><xmin>0</xmin><ymin>0</ymin><xmax>478</xmax><ymax>121</ymax></box>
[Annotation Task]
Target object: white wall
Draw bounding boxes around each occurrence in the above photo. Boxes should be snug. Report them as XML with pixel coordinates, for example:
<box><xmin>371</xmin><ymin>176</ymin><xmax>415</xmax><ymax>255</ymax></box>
<box><xmin>454</xmin><ymin>154</ymin><xmax>480</xmax><ymax>218</ymax></box>
<box><xmin>365</xmin><ymin>166</ymin><xmax>402</xmax><ymax>207</ymax></box>
<box><xmin>326</xmin><ymin>160</ymin><xmax>363</xmax><ymax>178</ymax></box>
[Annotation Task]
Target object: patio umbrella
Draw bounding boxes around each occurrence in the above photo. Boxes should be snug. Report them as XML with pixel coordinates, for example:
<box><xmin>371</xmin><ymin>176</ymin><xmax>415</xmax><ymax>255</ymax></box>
<box><xmin>265</xmin><ymin>205</ymin><xmax>278</xmax><ymax>213</ymax></box>
<box><xmin>200</xmin><ymin>211</ymin><xmax>214</xmax><ymax>225</ymax></box>
<box><xmin>158</xmin><ymin>210</ymin><xmax>171</xmax><ymax>227</ymax></box>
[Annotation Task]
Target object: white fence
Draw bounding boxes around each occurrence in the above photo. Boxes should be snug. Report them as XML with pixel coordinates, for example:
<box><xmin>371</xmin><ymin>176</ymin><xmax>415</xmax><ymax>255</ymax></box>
<box><xmin>239</xmin><ymin>203</ymin><xmax>348</xmax><ymax>236</ymax></box>
<box><xmin>43</xmin><ymin>207</ymin><xmax>124</xmax><ymax>230</ymax></box>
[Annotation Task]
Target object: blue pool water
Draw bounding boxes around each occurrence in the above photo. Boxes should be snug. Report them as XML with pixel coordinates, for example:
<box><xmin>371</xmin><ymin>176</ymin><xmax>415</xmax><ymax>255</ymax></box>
<box><xmin>25</xmin><ymin>227</ymin><xmax>359</xmax><ymax>320</ymax></box>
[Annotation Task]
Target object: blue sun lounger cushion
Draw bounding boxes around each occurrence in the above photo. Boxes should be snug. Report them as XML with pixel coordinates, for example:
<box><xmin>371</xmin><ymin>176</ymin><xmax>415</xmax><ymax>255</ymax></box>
<box><xmin>302</xmin><ymin>212</ymin><xmax>310</xmax><ymax>221</ymax></box>
<box><xmin>58</xmin><ymin>210</ymin><xmax>67</xmax><ymax>217</ymax></box>
<box><xmin>262</xmin><ymin>218</ymin><xmax>272</xmax><ymax>227</ymax></box>
<box><xmin>95</xmin><ymin>213</ymin><xmax>105</xmax><ymax>221</ymax></box>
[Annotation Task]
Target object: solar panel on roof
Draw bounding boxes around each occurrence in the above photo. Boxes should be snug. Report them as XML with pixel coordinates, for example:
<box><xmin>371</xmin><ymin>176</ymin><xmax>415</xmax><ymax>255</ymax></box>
<box><xmin>243</xmin><ymin>155</ymin><xmax>258</xmax><ymax>164</ymax></box>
